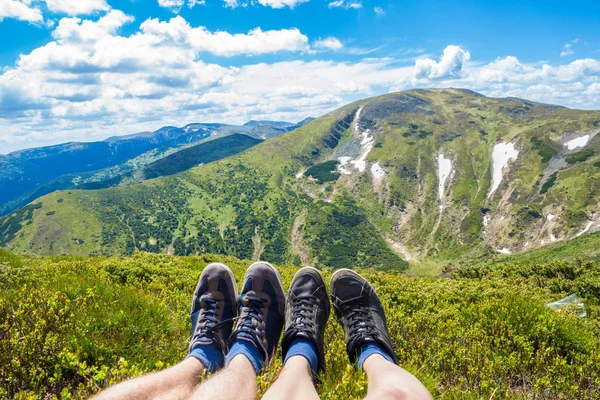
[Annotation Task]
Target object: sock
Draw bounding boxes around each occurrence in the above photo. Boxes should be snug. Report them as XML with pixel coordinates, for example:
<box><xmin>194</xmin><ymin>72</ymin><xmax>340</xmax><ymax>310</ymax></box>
<box><xmin>357</xmin><ymin>342</ymin><xmax>395</xmax><ymax>369</ymax></box>
<box><xmin>226</xmin><ymin>338</ymin><xmax>264</xmax><ymax>375</ymax></box>
<box><xmin>284</xmin><ymin>338</ymin><xmax>318</xmax><ymax>374</ymax></box>
<box><xmin>187</xmin><ymin>344</ymin><xmax>224</xmax><ymax>373</ymax></box>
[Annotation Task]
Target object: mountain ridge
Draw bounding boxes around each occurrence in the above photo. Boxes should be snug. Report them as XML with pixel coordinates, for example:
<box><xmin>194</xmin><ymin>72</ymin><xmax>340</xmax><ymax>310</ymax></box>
<box><xmin>0</xmin><ymin>118</ymin><xmax>311</xmax><ymax>216</ymax></box>
<box><xmin>2</xmin><ymin>88</ymin><xmax>599</xmax><ymax>273</ymax></box>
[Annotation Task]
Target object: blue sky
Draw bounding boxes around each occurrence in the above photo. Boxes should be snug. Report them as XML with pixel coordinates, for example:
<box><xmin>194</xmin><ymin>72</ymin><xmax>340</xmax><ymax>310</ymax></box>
<box><xmin>0</xmin><ymin>0</ymin><xmax>599</xmax><ymax>153</ymax></box>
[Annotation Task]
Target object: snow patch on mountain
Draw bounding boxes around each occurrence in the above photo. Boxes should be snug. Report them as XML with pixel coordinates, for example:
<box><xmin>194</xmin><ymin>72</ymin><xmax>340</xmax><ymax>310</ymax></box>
<box><xmin>437</xmin><ymin>154</ymin><xmax>453</xmax><ymax>210</ymax></box>
<box><xmin>488</xmin><ymin>142</ymin><xmax>519</xmax><ymax>199</ymax></box>
<box><xmin>565</xmin><ymin>135</ymin><xmax>590</xmax><ymax>150</ymax></box>
<box><xmin>576</xmin><ymin>220</ymin><xmax>595</xmax><ymax>238</ymax></box>
<box><xmin>337</xmin><ymin>156</ymin><xmax>352</xmax><ymax>175</ymax></box>
<box><xmin>334</xmin><ymin>107</ymin><xmax>377</xmax><ymax>175</ymax></box>
<box><xmin>371</xmin><ymin>162</ymin><xmax>385</xmax><ymax>179</ymax></box>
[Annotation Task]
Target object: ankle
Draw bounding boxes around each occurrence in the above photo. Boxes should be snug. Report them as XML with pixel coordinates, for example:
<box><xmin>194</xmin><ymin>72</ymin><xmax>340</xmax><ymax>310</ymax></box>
<box><xmin>226</xmin><ymin>339</ymin><xmax>264</xmax><ymax>375</ymax></box>
<box><xmin>358</xmin><ymin>343</ymin><xmax>395</xmax><ymax>369</ymax></box>
<box><xmin>283</xmin><ymin>355</ymin><xmax>313</xmax><ymax>376</ymax></box>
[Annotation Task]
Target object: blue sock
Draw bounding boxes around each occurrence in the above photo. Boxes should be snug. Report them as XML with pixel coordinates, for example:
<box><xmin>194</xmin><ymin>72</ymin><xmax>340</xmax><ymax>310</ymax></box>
<box><xmin>284</xmin><ymin>338</ymin><xmax>318</xmax><ymax>374</ymax></box>
<box><xmin>357</xmin><ymin>342</ymin><xmax>395</xmax><ymax>369</ymax></box>
<box><xmin>187</xmin><ymin>345</ymin><xmax>224</xmax><ymax>373</ymax></box>
<box><xmin>226</xmin><ymin>338</ymin><xmax>264</xmax><ymax>375</ymax></box>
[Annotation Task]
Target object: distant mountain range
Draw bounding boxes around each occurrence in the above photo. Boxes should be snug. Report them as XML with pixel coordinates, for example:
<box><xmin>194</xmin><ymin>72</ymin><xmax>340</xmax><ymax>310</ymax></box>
<box><xmin>0</xmin><ymin>119</ymin><xmax>313</xmax><ymax>216</ymax></box>
<box><xmin>2</xmin><ymin>89</ymin><xmax>599</xmax><ymax>273</ymax></box>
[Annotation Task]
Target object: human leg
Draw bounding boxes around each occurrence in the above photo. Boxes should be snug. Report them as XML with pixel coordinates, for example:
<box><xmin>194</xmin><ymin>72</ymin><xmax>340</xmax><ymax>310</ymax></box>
<box><xmin>188</xmin><ymin>261</ymin><xmax>287</xmax><ymax>400</ymax></box>
<box><xmin>362</xmin><ymin>353</ymin><xmax>432</xmax><ymax>400</ymax></box>
<box><xmin>91</xmin><ymin>358</ymin><xmax>205</xmax><ymax>400</ymax></box>
<box><xmin>186</xmin><ymin>354</ymin><xmax>258</xmax><ymax>400</ymax></box>
<box><xmin>263</xmin><ymin>267</ymin><xmax>330</xmax><ymax>400</ymax></box>
<box><xmin>93</xmin><ymin>263</ymin><xmax>238</xmax><ymax>400</ymax></box>
<box><xmin>330</xmin><ymin>269</ymin><xmax>432</xmax><ymax>400</ymax></box>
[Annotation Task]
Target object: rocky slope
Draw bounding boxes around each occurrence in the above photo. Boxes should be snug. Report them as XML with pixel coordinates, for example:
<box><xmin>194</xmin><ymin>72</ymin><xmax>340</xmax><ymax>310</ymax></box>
<box><xmin>2</xmin><ymin>89</ymin><xmax>599</xmax><ymax>270</ymax></box>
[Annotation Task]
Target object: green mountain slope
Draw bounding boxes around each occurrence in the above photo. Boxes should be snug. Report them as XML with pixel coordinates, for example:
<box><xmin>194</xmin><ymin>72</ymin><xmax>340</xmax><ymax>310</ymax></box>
<box><xmin>75</xmin><ymin>134</ymin><xmax>262</xmax><ymax>190</ymax></box>
<box><xmin>1</xmin><ymin>251</ymin><xmax>599</xmax><ymax>399</ymax></box>
<box><xmin>2</xmin><ymin>89</ymin><xmax>600</xmax><ymax>271</ymax></box>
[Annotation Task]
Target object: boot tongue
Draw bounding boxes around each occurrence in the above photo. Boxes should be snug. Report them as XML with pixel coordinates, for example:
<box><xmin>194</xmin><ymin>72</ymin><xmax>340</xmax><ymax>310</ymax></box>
<box><xmin>338</xmin><ymin>276</ymin><xmax>366</xmax><ymax>299</ymax></box>
<box><xmin>295</xmin><ymin>273</ymin><xmax>320</xmax><ymax>295</ymax></box>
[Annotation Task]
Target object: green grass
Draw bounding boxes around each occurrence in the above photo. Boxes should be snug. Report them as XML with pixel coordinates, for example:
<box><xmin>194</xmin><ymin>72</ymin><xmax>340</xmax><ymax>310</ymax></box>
<box><xmin>530</xmin><ymin>136</ymin><xmax>558</xmax><ymax>163</ymax></box>
<box><xmin>1</xmin><ymin>251</ymin><xmax>599</xmax><ymax>399</ymax></box>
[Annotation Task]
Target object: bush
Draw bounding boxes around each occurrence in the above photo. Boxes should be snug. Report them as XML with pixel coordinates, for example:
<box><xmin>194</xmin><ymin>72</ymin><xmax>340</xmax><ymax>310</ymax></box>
<box><xmin>304</xmin><ymin>160</ymin><xmax>341</xmax><ymax>183</ymax></box>
<box><xmin>1</xmin><ymin>251</ymin><xmax>599</xmax><ymax>399</ymax></box>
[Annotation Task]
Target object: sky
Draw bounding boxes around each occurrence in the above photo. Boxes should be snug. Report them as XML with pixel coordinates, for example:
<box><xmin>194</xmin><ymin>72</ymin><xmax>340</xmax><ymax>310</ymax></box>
<box><xmin>0</xmin><ymin>0</ymin><xmax>599</xmax><ymax>154</ymax></box>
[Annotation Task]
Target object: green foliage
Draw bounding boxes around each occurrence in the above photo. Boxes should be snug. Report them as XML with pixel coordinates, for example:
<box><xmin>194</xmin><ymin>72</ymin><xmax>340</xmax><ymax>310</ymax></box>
<box><xmin>540</xmin><ymin>172</ymin><xmax>558</xmax><ymax>194</ymax></box>
<box><xmin>304</xmin><ymin>160</ymin><xmax>341</xmax><ymax>184</ymax></box>
<box><xmin>530</xmin><ymin>137</ymin><xmax>558</xmax><ymax>163</ymax></box>
<box><xmin>1</xmin><ymin>251</ymin><xmax>600</xmax><ymax>399</ymax></box>
<box><xmin>566</xmin><ymin>148</ymin><xmax>595</xmax><ymax>165</ymax></box>
<box><xmin>0</xmin><ymin>203</ymin><xmax>42</xmax><ymax>246</ymax></box>
<box><xmin>304</xmin><ymin>195</ymin><xmax>408</xmax><ymax>270</ymax></box>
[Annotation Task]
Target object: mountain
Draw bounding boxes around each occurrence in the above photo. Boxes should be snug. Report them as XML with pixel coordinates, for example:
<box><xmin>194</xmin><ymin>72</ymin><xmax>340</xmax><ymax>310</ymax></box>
<box><xmin>2</xmin><ymin>88</ymin><xmax>600</xmax><ymax>272</ymax></box>
<box><xmin>75</xmin><ymin>134</ymin><xmax>262</xmax><ymax>190</ymax></box>
<box><xmin>0</xmin><ymin>119</ymin><xmax>307</xmax><ymax>216</ymax></box>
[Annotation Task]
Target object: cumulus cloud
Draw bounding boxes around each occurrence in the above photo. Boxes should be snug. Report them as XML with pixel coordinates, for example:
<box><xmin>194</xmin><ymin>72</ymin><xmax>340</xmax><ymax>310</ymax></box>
<box><xmin>560</xmin><ymin>38</ymin><xmax>579</xmax><ymax>57</ymax></box>
<box><xmin>44</xmin><ymin>0</ymin><xmax>110</xmax><ymax>16</ymax></box>
<box><xmin>2</xmin><ymin>16</ymin><xmax>600</xmax><ymax>153</ymax></box>
<box><xmin>414</xmin><ymin>45</ymin><xmax>470</xmax><ymax>79</ymax></box>
<box><xmin>0</xmin><ymin>0</ymin><xmax>43</xmax><ymax>23</ymax></box>
<box><xmin>374</xmin><ymin>6</ymin><xmax>384</xmax><ymax>15</ymax></box>
<box><xmin>328</xmin><ymin>0</ymin><xmax>362</xmax><ymax>9</ymax></box>
<box><xmin>314</xmin><ymin>37</ymin><xmax>343</xmax><ymax>50</ymax></box>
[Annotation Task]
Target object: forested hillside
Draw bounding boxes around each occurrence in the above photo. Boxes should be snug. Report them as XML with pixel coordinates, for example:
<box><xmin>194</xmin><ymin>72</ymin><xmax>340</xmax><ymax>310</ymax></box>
<box><xmin>2</xmin><ymin>89</ymin><xmax>600</xmax><ymax>273</ymax></box>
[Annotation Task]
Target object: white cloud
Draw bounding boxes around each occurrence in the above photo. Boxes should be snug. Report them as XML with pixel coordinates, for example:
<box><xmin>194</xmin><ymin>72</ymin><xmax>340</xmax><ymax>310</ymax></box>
<box><xmin>414</xmin><ymin>45</ymin><xmax>470</xmax><ymax>79</ymax></box>
<box><xmin>139</xmin><ymin>17</ymin><xmax>309</xmax><ymax>56</ymax></box>
<box><xmin>158</xmin><ymin>0</ymin><xmax>204</xmax><ymax>11</ymax></box>
<box><xmin>314</xmin><ymin>37</ymin><xmax>343</xmax><ymax>50</ymax></box>
<box><xmin>256</xmin><ymin>0</ymin><xmax>310</xmax><ymax>8</ymax></box>
<box><xmin>44</xmin><ymin>0</ymin><xmax>110</xmax><ymax>16</ymax></box>
<box><xmin>328</xmin><ymin>0</ymin><xmax>362</xmax><ymax>9</ymax></box>
<box><xmin>560</xmin><ymin>38</ymin><xmax>579</xmax><ymax>57</ymax></box>
<box><xmin>0</xmin><ymin>0</ymin><xmax>43</xmax><ymax>23</ymax></box>
<box><xmin>2</xmin><ymin>19</ymin><xmax>600</xmax><ymax>154</ymax></box>
<box><xmin>222</xmin><ymin>0</ymin><xmax>238</xmax><ymax>7</ymax></box>
<box><xmin>374</xmin><ymin>6</ymin><xmax>384</xmax><ymax>15</ymax></box>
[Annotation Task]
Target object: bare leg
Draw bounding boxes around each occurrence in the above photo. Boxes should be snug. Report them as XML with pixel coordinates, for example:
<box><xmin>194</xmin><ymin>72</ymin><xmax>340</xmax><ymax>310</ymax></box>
<box><xmin>187</xmin><ymin>355</ymin><xmax>257</xmax><ymax>400</ymax></box>
<box><xmin>93</xmin><ymin>358</ymin><xmax>205</xmax><ymax>400</ymax></box>
<box><xmin>363</xmin><ymin>355</ymin><xmax>432</xmax><ymax>400</ymax></box>
<box><xmin>262</xmin><ymin>356</ymin><xmax>319</xmax><ymax>400</ymax></box>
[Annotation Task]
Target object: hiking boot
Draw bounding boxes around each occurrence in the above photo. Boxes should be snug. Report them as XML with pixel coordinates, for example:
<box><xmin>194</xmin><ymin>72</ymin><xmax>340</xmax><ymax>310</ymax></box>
<box><xmin>228</xmin><ymin>261</ymin><xmax>286</xmax><ymax>367</ymax></box>
<box><xmin>188</xmin><ymin>263</ymin><xmax>238</xmax><ymax>364</ymax></box>
<box><xmin>330</xmin><ymin>269</ymin><xmax>398</xmax><ymax>364</ymax></box>
<box><xmin>281</xmin><ymin>267</ymin><xmax>331</xmax><ymax>375</ymax></box>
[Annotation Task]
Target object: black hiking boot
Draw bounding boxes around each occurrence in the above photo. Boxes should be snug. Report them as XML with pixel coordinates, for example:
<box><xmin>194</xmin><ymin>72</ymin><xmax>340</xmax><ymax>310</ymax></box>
<box><xmin>228</xmin><ymin>261</ymin><xmax>286</xmax><ymax>368</ymax></box>
<box><xmin>188</xmin><ymin>263</ymin><xmax>238</xmax><ymax>371</ymax></box>
<box><xmin>330</xmin><ymin>269</ymin><xmax>398</xmax><ymax>364</ymax></box>
<box><xmin>281</xmin><ymin>267</ymin><xmax>331</xmax><ymax>375</ymax></box>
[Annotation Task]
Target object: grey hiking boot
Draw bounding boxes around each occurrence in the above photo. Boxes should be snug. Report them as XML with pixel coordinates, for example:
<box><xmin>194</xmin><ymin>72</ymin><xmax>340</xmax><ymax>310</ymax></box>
<box><xmin>228</xmin><ymin>261</ymin><xmax>286</xmax><ymax>368</ymax></box>
<box><xmin>188</xmin><ymin>263</ymin><xmax>238</xmax><ymax>371</ymax></box>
